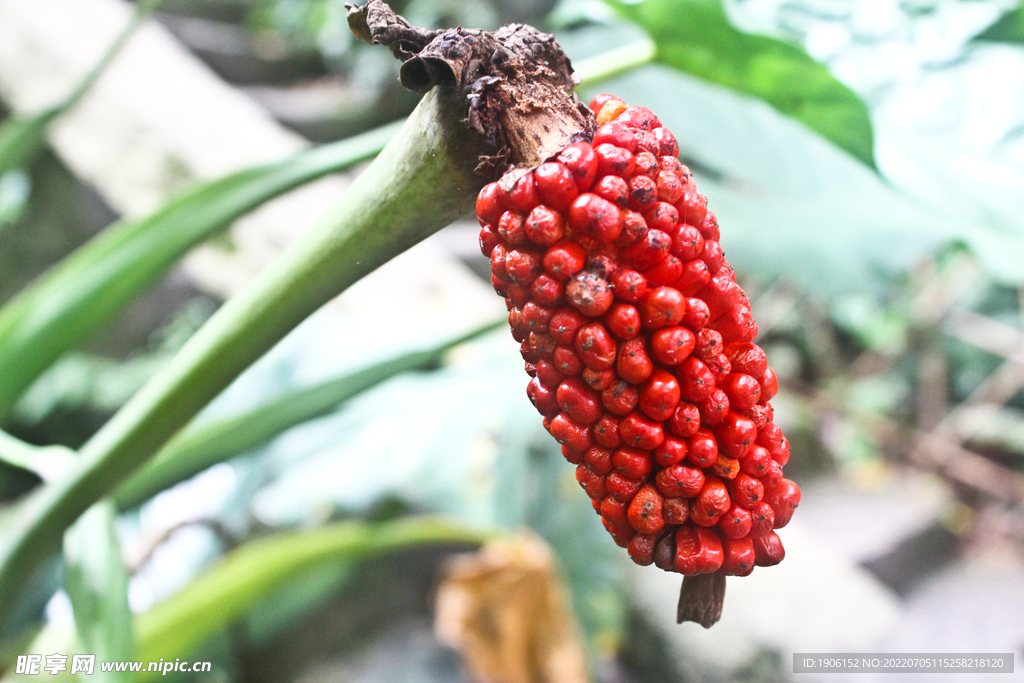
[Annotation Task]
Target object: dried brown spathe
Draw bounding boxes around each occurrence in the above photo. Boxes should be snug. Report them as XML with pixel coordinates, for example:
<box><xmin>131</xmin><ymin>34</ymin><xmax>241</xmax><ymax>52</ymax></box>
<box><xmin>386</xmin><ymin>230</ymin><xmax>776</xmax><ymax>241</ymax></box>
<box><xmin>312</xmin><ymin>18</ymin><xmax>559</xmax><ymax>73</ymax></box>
<box><xmin>434</xmin><ymin>535</ymin><xmax>591</xmax><ymax>683</ymax></box>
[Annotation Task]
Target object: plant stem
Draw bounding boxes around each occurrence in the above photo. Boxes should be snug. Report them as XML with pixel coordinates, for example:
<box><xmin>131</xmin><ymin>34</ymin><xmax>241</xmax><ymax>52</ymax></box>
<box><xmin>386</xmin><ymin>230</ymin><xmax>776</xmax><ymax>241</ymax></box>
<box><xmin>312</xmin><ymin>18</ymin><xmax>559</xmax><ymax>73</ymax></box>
<box><xmin>0</xmin><ymin>430</ymin><xmax>74</xmax><ymax>482</ymax></box>
<box><xmin>573</xmin><ymin>38</ymin><xmax>657</xmax><ymax>91</ymax></box>
<box><xmin>0</xmin><ymin>84</ymin><xmax>486</xmax><ymax>619</ymax></box>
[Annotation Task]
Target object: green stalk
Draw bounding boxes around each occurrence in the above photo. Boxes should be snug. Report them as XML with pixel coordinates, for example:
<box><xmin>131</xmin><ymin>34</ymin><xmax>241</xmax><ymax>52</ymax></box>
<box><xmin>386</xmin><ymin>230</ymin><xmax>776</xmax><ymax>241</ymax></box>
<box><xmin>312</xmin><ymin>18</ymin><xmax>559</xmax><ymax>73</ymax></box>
<box><xmin>0</xmin><ymin>84</ymin><xmax>486</xmax><ymax>619</ymax></box>
<box><xmin>0</xmin><ymin>430</ymin><xmax>73</xmax><ymax>481</ymax></box>
<box><xmin>0</xmin><ymin>122</ymin><xmax>400</xmax><ymax>419</ymax></box>
<box><xmin>573</xmin><ymin>38</ymin><xmax>657</xmax><ymax>90</ymax></box>
<box><xmin>113</xmin><ymin>319</ymin><xmax>502</xmax><ymax>511</ymax></box>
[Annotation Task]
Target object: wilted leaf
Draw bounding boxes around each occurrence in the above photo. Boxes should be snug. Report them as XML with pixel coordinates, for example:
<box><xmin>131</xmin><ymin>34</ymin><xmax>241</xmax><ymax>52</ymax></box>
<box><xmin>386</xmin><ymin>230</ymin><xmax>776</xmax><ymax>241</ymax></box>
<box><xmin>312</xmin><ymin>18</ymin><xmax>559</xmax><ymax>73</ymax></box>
<box><xmin>435</xmin><ymin>534</ymin><xmax>590</xmax><ymax>683</ymax></box>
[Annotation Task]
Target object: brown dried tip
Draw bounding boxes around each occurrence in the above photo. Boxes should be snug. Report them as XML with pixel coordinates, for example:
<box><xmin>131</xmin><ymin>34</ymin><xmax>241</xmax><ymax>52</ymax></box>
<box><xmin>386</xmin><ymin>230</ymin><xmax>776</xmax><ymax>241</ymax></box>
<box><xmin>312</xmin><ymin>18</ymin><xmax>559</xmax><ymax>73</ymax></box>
<box><xmin>677</xmin><ymin>573</ymin><xmax>726</xmax><ymax>628</ymax></box>
<box><xmin>345</xmin><ymin>0</ymin><xmax>593</xmax><ymax>176</ymax></box>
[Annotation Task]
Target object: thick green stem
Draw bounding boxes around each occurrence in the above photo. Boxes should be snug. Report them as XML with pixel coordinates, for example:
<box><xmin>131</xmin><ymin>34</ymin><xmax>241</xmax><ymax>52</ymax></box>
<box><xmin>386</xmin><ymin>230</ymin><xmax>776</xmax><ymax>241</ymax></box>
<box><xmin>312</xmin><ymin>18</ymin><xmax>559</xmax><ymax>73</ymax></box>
<box><xmin>0</xmin><ymin>84</ymin><xmax>486</xmax><ymax>618</ymax></box>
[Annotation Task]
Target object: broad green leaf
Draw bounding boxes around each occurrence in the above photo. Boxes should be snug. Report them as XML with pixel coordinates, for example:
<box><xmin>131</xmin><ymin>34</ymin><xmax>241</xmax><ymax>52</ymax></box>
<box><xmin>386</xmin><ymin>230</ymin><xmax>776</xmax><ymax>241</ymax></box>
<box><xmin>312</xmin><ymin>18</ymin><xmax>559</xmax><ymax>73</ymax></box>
<box><xmin>974</xmin><ymin>4</ymin><xmax>1024</xmax><ymax>43</ymax></box>
<box><xmin>63</xmin><ymin>501</ymin><xmax>134</xmax><ymax>683</ymax></box>
<box><xmin>134</xmin><ymin>517</ymin><xmax>493</xmax><ymax>672</ymax></box>
<box><xmin>0</xmin><ymin>121</ymin><xmax>398</xmax><ymax>419</ymax></box>
<box><xmin>112</xmin><ymin>319</ymin><xmax>502</xmax><ymax>510</ymax></box>
<box><xmin>0</xmin><ymin>86</ymin><xmax>482</xmax><ymax>622</ymax></box>
<box><xmin>603</xmin><ymin>0</ymin><xmax>875</xmax><ymax>167</ymax></box>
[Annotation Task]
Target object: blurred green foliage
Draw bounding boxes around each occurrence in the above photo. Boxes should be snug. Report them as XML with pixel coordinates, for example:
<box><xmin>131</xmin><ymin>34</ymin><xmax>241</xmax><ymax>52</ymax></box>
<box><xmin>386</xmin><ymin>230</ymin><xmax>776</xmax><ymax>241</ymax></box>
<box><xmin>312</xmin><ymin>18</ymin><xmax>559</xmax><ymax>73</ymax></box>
<box><xmin>0</xmin><ymin>0</ymin><xmax>1022</xmax><ymax>681</ymax></box>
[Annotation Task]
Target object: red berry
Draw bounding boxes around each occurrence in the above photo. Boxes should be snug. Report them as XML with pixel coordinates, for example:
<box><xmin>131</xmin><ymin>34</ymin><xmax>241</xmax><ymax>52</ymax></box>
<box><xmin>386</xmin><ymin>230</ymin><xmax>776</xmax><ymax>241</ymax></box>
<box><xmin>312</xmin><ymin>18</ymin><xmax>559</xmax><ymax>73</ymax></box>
<box><xmin>690</xmin><ymin>476</ymin><xmax>731</xmax><ymax>527</ymax></box>
<box><xmin>686</xmin><ymin>428</ymin><xmax>718</xmax><ymax>468</ymax></box>
<box><xmin>765</xmin><ymin>478</ymin><xmax>800</xmax><ymax>529</ymax></box>
<box><xmin>592</xmin><ymin>174</ymin><xmax>629</xmax><ymax>207</ymax></box>
<box><xmin>715</xmin><ymin>411</ymin><xmax>758</xmax><ymax>459</ymax></box>
<box><xmin>612</xmin><ymin>446</ymin><xmax>652</xmax><ymax>480</ymax></box>
<box><xmin>753</xmin><ymin>531</ymin><xmax>785</xmax><ymax>566</ymax></box>
<box><xmin>677</xmin><ymin>356</ymin><xmax>715</xmax><ymax>402</ymax></box>
<box><xmin>719</xmin><ymin>504</ymin><xmax>753</xmax><ymax>539</ymax></box>
<box><xmin>527</xmin><ymin>377</ymin><xmax>560</xmax><ymax>417</ymax></box>
<box><xmin>628</xmin><ymin>484</ymin><xmax>665</xmax><ymax>534</ymax></box>
<box><xmin>628</xmin><ymin>175</ymin><xmax>658</xmax><ymax>212</ymax></box>
<box><xmin>476</xmin><ymin>182</ymin><xmax>506</xmax><ymax>225</ymax></box>
<box><xmin>749</xmin><ymin>501</ymin><xmax>775</xmax><ymax>537</ymax></box>
<box><xmin>593</xmin><ymin>413</ymin><xmax>621</xmax><ymax>448</ymax></box>
<box><xmin>663</xmin><ymin>497</ymin><xmax>689</xmax><ymax>525</ymax></box>
<box><xmin>566</xmin><ymin>271</ymin><xmax>614</xmax><ymax>316</ymax></box>
<box><xmin>606</xmin><ymin>471</ymin><xmax>644</xmax><ymax>499</ymax></box>
<box><xmin>556</xmin><ymin>377</ymin><xmax>602</xmax><ymax>425</ymax></box>
<box><xmin>602</xmin><ymin>380</ymin><xmax>639</xmax><ymax>416</ymax></box>
<box><xmin>535</xmin><ymin>162</ymin><xmax>578</xmax><ymax>211</ymax></box>
<box><xmin>640</xmin><ymin>286</ymin><xmax>686</xmax><ymax>330</ymax></box>
<box><xmin>697</xmin><ymin>388</ymin><xmax>730</xmax><ymax>426</ymax></box>
<box><xmin>575</xmin><ymin>322</ymin><xmax>618</xmax><ymax>370</ymax></box>
<box><xmin>569</xmin><ymin>193</ymin><xmax>624</xmax><ymax>243</ymax></box>
<box><xmin>650</xmin><ymin>326</ymin><xmax>696</xmax><ymax>366</ymax></box>
<box><xmin>616</xmin><ymin>337</ymin><xmax>653</xmax><ymax>385</ymax></box>
<box><xmin>655</xmin><ymin>464</ymin><xmax>704</xmax><ymax>498</ymax></box>
<box><xmin>551</xmin><ymin>412</ymin><xmax>592</xmax><ymax>452</ymax></box>
<box><xmin>584</xmin><ymin>446</ymin><xmax>614</xmax><ymax>476</ymax></box>
<box><xmin>593</xmin><ymin>120</ymin><xmax>636</xmax><ymax>151</ymax></box>
<box><xmin>619</xmin><ymin>411</ymin><xmax>665</xmax><ymax>450</ymax></box>
<box><xmin>582</xmin><ymin>367</ymin><xmax>616</xmax><ymax>391</ymax></box>
<box><xmin>721</xmin><ymin>537</ymin><xmax>756</xmax><ymax>576</ymax></box>
<box><xmin>652</xmin><ymin>434</ymin><xmax>687</xmax><ymax>467</ymax></box>
<box><xmin>719</xmin><ymin>372</ymin><xmax>761</xmax><ymax>410</ymax></box>
<box><xmin>628</xmin><ymin>533</ymin><xmax>658</xmax><ymax>565</ymax></box>
<box><xmin>639</xmin><ymin>369</ymin><xmax>681</xmax><ymax>421</ymax></box>
<box><xmin>603</xmin><ymin>302</ymin><xmax>642</xmax><ymax>340</ymax></box>
<box><xmin>611</xmin><ymin>268</ymin><xmax>648</xmax><ymax>302</ymax></box>
<box><xmin>595</xmin><ymin>143</ymin><xmax>636</xmax><ymax>178</ymax></box>
<box><xmin>557</xmin><ymin>142</ymin><xmax>598</xmax><ymax>191</ymax></box>
<box><xmin>575</xmin><ymin>464</ymin><xmax>607</xmax><ymax>500</ymax></box>
<box><xmin>671</xmin><ymin>225</ymin><xmax>704</xmax><ymax>261</ymax></box>
<box><xmin>674</xmin><ymin>525</ymin><xmax>723</xmax><ymax>575</ymax></box>
<box><xmin>525</xmin><ymin>205</ymin><xmax>565</xmax><ymax>246</ymax></box>
<box><xmin>667</xmin><ymin>401</ymin><xmax>701</xmax><ymax>438</ymax></box>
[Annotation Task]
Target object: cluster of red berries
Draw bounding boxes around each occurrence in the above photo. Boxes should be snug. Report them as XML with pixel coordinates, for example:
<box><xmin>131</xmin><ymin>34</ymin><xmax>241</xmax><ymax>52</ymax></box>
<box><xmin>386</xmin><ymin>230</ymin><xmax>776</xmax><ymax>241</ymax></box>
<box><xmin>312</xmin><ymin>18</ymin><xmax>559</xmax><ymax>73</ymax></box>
<box><xmin>476</xmin><ymin>94</ymin><xmax>800</xmax><ymax>579</ymax></box>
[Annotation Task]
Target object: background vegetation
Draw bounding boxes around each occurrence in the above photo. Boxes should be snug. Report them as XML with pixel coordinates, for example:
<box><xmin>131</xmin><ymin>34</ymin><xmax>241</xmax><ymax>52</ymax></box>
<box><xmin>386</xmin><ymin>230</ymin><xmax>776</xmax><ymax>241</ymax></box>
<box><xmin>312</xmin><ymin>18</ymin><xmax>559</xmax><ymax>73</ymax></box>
<box><xmin>1</xmin><ymin>0</ymin><xmax>1022</xmax><ymax>681</ymax></box>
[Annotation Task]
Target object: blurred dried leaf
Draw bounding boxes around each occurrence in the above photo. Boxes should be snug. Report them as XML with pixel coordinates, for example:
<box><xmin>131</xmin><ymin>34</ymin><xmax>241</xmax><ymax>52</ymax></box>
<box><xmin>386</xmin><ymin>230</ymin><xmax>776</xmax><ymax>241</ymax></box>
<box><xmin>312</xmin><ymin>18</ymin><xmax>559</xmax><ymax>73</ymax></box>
<box><xmin>434</xmin><ymin>534</ymin><xmax>591</xmax><ymax>683</ymax></box>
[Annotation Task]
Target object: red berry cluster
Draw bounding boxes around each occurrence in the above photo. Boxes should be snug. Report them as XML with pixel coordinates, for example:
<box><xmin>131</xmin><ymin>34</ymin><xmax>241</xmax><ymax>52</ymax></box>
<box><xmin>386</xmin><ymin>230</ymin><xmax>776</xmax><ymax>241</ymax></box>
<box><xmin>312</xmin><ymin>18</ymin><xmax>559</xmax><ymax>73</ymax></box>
<box><xmin>476</xmin><ymin>94</ymin><xmax>800</xmax><ymax>579</ymax></box>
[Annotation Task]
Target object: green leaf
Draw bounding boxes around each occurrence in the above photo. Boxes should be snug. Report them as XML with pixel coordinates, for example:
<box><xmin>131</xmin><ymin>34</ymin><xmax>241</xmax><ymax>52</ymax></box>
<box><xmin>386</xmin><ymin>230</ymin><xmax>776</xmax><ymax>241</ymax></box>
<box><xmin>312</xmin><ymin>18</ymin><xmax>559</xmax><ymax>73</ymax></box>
<box><xmin>63</xmin><ymin>501</ymin><xmax>134</xmax><ymax>683</ymax></box>
<box><xmin>134</xmin><ymin>517</ymin><xmax>492</xmax><ymax>671</ymax></box>
<box><xmin>0</xmin><ymin>121</ymin><xmax>398</xmax><ymax>419</ymax></box>
<box><xmin>112</xmin><ymin>319</ymin><xmax>502</xmax><ymax>510</ymax></box>
<box><xmin>0</xmin><ymin>85</ymin><xmax>484</xmax><ymax>622</ymax></box>
<box><xmin>974</xmin><ymin>4</ymin><xmax>1024</xmax><ymax>43</ymax></box>
<box><xmin>603</xmin><ymin>0</ymin><xmax>875</xmax><ymax>167</ymax></box>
